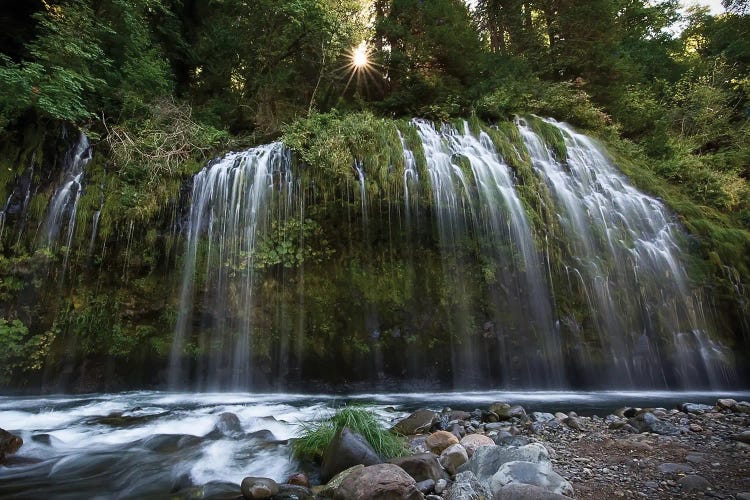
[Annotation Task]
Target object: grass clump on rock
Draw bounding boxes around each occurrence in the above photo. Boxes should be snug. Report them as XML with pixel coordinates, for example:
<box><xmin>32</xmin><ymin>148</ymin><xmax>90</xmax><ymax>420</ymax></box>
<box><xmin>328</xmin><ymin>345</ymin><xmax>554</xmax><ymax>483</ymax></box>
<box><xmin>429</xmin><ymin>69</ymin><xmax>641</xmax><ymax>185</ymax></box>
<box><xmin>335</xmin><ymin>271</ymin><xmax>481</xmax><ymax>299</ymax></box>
<box><xmin>292</xmin><ymin>406</ymin><xmax>408</xmax><ymax>461</ymax></box>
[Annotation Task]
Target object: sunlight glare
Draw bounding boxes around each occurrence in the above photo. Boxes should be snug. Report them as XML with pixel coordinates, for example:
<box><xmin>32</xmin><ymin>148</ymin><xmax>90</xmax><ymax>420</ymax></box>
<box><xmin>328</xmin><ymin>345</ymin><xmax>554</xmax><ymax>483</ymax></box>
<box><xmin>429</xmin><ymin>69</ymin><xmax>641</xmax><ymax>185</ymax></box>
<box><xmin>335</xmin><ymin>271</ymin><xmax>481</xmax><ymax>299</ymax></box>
<box><xmin>352</xmin><ymin>42</ymin><xmax>369</xmax><ymax>69</ymax></box>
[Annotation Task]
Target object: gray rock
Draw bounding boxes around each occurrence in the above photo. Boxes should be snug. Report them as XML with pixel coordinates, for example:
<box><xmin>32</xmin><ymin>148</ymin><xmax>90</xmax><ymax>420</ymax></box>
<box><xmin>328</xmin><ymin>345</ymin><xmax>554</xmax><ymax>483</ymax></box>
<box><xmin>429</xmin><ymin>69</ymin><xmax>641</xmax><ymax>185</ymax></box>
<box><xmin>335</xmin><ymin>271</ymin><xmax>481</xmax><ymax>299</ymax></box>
<box><xmin>490</xmin><ymin>461</ymin><xmax>573</xmax><ymax>497</ymax></box>
<box><xmin>393</xmin><ymin>410</ymin><xmax>439</xmax><ymax>435</ymax></box>
<box><xmin>531</xmin><ymin>412</ymin><xmax>555</xmax><ymax>423</ymax></box>
<box><xmin>314</xmin><ymin>465</ymin><xmax>363</xmax><ymax>497</ymax></box>
<box><xmin>678</xmin><ymin>475</ymin><xmax>711</xmax><ymax>493</ymax></box>
<box><xmin>460</xmin><ymin>434</ymin><xmax>495</xmax><ymax>457</ymax></box>
<box><xmin>716</xmin><ymin>398</ymin><xmax>737</xmax><ymax>409</ymax></box>
<box><xmin>449</xmin><ymin>411</ymin><xmax>472</xmax><ymax>421</ymax></box>
<box><xmin>0</xmin><ymin>428</ymin><xmax>23</xmax><ymax>461</ymax></box>
<box><xmin>679</xmin><ymin>403</ymin><xmax>713</xmax><ymax>414</ymax></box>
<box><xmin>493</xmin><ymin>435</ymin><xmax>531</xmax><ymax>448</ymax></box>
<box><xmin>494</xmin><ymin>405</ymin><xmax>527</xmax><ymax>421</ymax></box>
<box><xmin>485</xmin><ymin>423</ymin><xmax>507</xmax><ymax>432</ymax></box>
<box><xmin>246</xmin><ymin>429</ymin><xmax>277</xmax><ymax>442</ymax></box>
<box><xmin>444</xmin><ymin>471</ymin><xmax>492</xmax><ymax>500</ymax></box>
<box><xmin>489</xmin><ymin>403</ymin><xmax>511</xmax><ymax>415</ymax></box>
<box><xmin>215</xmin><ymin>412</ymin><xmax>243</xmax><ymax>435</ymax></box>
<box><xmin>320</xmin><ymin>427</ymin><xmax>382</xmax><ymax>482</ymax></box>
<box><xmin>333</xmin><ymin>463</ymin><xmax>424</xmax><ymax>500</ymax></box>
<box><xmin>628</xmin><ymin>412</ymin><xmax>682</xmax><ymax>436</ymax></box>
<box><xmin>563</xmin><ymin>417</ymin><xmax>584</xmax><ymax>431</ymax></box>
<box><xmin>737</xmin><ymin>493</ymin><xmax>750</xmax><ymax>500</ymax></box>
<box><xmin>658</xmin><ymin>463</ymin><xmax>695</xmax><ymax>474</ymax></box>
<box><xmin>735</xmin><ymin>430</ymin><xmax>750</xmax><ymax>444</ymax></box>
<box><xmin>240</xmin><ymin>477</ymin><xmax>279</xmax><ymax>499</ymax></box>
<box><xmin>458</xmin><ymin>444</ymin><xmax>549</xmax><ymax>482</ymax></box>
<box><xmin>417</xmin><ymin>479</ymin><xmax>435</xmax><ymax>494</ymax></box>
<box><xmin>390</xmin><ymin>453</ymin><xmax>450</xmax><ymax>483</ymax></box>
<box><xmin>275</xmin><ymin>484</ymin><xmax>314</xmax><ymax>499</ymax></box>
<box><xmin>734</xmin><ymin>401</ymin><xmax>750</xmax><ymax>414</ymax></box>
<box><xmin>440</xmin><ymin>444</ymin><xmax>469</xmax><ymax>475</ymax></box>
<box><xmin>495</xmin><ymin>482</ymin><xmax>572</xmax><ymax>499</ymax></box>
<box><xmin>435</xmin><ymin>478</ymin><xmax>449</xmax><ymax>494</ymax></box>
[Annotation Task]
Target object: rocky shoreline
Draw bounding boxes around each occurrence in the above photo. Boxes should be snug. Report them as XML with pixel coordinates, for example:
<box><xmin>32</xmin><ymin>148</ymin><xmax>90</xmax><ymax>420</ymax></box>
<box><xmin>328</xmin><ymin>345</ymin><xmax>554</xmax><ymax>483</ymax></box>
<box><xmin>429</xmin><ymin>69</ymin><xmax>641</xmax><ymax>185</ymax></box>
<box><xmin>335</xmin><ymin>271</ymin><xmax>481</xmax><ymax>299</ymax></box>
<box><xmin>1</xmin><ymin>398</ymin><xmax>749</xmax><ymax>499</ymax></box>
<box><xmin>238</xmin><ymin>398</ymin><xmax>750</xmax><ymax>499</ymax></box>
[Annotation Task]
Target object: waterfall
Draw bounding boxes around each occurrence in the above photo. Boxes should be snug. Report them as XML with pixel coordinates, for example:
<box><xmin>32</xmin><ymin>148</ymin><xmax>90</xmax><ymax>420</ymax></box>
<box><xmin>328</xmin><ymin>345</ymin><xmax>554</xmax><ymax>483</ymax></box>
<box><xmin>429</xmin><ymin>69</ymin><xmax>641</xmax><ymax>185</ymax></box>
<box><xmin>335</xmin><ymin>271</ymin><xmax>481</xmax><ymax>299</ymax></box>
<box><xmin>517</xmin><ymin>117</ymin><xmax>733</xmax><ymax>387</ymax></box>
<box><xmin>39</xmin><ymin>132</ymin><xmax>91</xmax><ymax>260</ymax></box>
<box><xmin>168</xmin><ymin>118</ymin><xmax>735</xmax><ymax>390</ymax></box>
<box><xmin>169</xmin><ymin>143</ymin><xmax>296</xmax><ymax>389</ymax></box>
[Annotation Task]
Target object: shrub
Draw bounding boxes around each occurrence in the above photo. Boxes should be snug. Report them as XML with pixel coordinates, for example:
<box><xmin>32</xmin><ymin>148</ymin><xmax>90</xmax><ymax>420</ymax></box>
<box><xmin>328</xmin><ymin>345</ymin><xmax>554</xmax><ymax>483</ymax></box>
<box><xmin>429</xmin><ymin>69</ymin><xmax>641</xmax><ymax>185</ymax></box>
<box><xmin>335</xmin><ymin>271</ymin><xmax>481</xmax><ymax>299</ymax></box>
<box><xmin>292</xmin><ymin>405</ymin><xmax>407</xmax><ymax>461</ymax></box>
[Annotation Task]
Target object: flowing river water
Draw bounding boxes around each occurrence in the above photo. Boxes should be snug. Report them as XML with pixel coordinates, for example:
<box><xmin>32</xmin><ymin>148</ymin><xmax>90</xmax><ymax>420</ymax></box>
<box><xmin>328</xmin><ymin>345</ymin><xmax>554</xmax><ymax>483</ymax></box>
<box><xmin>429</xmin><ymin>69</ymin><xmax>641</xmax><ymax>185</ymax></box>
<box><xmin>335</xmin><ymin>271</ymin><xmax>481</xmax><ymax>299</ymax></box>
<box><xmin>1</xmin><ymin>390</ymin><xmax>749</xmax><ymax>498</ymax></box>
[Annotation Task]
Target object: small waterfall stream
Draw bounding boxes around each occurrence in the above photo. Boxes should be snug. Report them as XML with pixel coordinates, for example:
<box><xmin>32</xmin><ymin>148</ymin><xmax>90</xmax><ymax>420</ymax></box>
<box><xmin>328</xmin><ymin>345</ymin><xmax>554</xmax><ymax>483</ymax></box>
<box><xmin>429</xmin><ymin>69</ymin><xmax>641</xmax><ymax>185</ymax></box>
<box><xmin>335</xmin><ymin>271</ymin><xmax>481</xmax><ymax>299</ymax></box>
<box><xmin>39</xmin><ymin>132</ymin><xmax>91</xmax><ymax>259</ymax></box>
<box><xmin>169</xmin><ymin>143</ymin><xmax>297</xmax><ymax>390</ymax></box>
<box><xmin>517</xmin><ymin>117</ymin><xmax>733</xmax><ymax>387</ymax></box>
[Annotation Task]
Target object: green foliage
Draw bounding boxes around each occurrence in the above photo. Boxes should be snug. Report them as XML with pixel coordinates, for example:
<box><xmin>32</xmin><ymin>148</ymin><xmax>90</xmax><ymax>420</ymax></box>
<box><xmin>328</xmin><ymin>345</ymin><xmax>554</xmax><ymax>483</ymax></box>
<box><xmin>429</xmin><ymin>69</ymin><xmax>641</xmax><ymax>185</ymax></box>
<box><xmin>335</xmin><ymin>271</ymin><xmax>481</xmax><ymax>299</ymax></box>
<box><xmin>254</xmin><ymin>218</ymin><xmax>334</xmax><ymax>270</ymax></box>
<box><xmin>292</xmin><ymin>405</ymin><xmax>408</xmax><ymax>461</ymax></box>
<box><xmin>282</xmin><ymin>111</ymin><xmax>404</xmax><ymax>193</ymax></box>
<box><xmin>0</xmin><ymin>318</ymin><xmax>55</xmax><ymax>384</ymax></box>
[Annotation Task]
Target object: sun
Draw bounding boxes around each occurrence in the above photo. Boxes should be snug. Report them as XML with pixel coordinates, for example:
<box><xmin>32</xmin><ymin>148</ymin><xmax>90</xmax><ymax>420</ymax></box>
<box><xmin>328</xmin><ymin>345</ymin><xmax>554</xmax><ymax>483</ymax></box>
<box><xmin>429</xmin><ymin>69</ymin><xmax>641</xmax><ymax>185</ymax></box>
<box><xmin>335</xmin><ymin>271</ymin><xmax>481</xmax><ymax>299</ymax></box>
<box><xmin>351</xmin><ymin>42</ymin><xmax>369</xmax><ymax>69</ymax></box>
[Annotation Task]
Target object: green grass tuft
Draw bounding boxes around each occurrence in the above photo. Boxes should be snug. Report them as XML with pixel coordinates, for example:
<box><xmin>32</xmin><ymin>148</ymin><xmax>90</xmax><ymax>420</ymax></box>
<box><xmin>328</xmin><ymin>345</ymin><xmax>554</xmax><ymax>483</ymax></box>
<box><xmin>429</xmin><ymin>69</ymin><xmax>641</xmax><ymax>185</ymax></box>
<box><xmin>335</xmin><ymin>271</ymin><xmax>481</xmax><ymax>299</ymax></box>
<box><xmin>291</xmin><ymin>405</ymin><xmax>408</xmax><ymax>461</ymax></box>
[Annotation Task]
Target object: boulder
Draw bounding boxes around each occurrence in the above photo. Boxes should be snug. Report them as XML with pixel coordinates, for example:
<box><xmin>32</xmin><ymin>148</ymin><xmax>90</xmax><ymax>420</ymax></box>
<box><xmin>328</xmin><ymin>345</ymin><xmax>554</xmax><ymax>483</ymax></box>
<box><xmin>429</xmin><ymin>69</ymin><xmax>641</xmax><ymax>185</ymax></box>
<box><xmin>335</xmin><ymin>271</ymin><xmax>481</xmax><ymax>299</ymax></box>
<box><xmin>734</xmin><ymin>401</ymin><xmax>750</xmax><ymax>414</ymax></box>
<box><xmin>735</xmin><ymin>431</ymin><xmax>750</xmax><ymax>444</ymax></box>
<box><xmin>314</xmin><ymin>465</ymin><xmax>363</xmax><ymax>498</ymax></box>
<box><xmin>0</xmin><ymin>428</ymin><xmax>23</xmax><ymax>460</ymax></box>
<box><xmin>716</xmin><ymin>398</ymin><xmax>737</xmax><ymax>410</ymax></box>
<box><xmin>448</xmin><ymin>411</ymin><xmax>472</xmax><ymax>421</ymax></box>
<box><xmin>443</xmin><ymin>471</ymin><xmax>492</xmax><ymax>500</ymax></box>
<box><xmin>628</xmin><ymin>412</ymin><xmax>682</xmax><ymax>436</ymax></box>
<box><xmin>425</xmin><ymin>430</ymin><xmax>459</xmax><ymax>454</ymax></box>
<box><xmin>460</xmin><ymin>434</ymin><xmax>495</xmax><ymax>457</ymax></box>
<box><xmin>562</xmin><ymin>417</ymin><xmax>584</xmax><ymax>431</ymax></box>
<box><xmin>490</xmin><ymin>461</ymin><xmax>573</xmax><ymax>497</ymax></box>
<box><xmin>531</xmin><ymin>412</ymin><xmax>555</xmax><ymax>423</ymax></box>
<box><xmin>240</xmin><ymin>477</ymin><xmax>279</xmax><ymax>499</ymax></box>
<box><xmin>678</xmin><ymin>475</ymin><xmax>712</xmax><ymax>493</ymax></box>
<box><xmin>320</xmin><ymin>427</ymin><xmax>382</xmax><ymax>483</ymax></box>
<box><xmin>495</xmin><ymin>482</ymin><xmax>572</xmax><ymax>499</ymax></box>
<box><xmin>489</xmin><ymin>403</ymin><xmax>511</xmax><ymax>416</ymax></box>
<box><xmin>458</xmin><ymin>444</ymin><xmax>549</xmax><ymax>482</ymax></box>
<box><xmin>439</xmin><ymin>444</ymin><xmax>469</xmax><ymax>475</ymax></box>
<box><xmin>333</xmin><ymin>463</ymin><xmax>424</xmax><ymax>500</ymax></box>
<box><xmin>679</xmin><ymin>403</ymin><xmax>713</xmax><ymax>414</ymax></box>
<box><xmin>390</xmin><ymin>453</ymin><xmax>450</xmax><ymax>483</ymax></box>
<box><xmin>393</xmin><ymin>410</ymin><xmax>439</xmax><ymax>435</ymax></box>
<box><xmin>215</xmin><ymin>412</ymin><xmax>243</xmax><ymax>435</ymax></box>
<box><xmin>490</xmin><ymin>404</ymin><xmax>526</xmax><ymax>421</ymax></box>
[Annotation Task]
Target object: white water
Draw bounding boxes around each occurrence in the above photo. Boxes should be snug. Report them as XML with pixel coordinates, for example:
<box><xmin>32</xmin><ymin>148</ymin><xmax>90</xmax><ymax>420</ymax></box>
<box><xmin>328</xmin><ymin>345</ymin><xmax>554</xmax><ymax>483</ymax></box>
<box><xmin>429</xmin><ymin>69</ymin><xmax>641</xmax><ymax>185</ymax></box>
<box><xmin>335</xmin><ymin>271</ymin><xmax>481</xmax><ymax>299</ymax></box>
<box><xmin>1</xmin><ymin>390</ymin><xmax>748</xmax><ymax>498</ymax></box>
<box><xmin>517</xmin><ymin>117</ymin><xmax>734</xmax><ymax>387</ymax></box>
<box><xmin>39</xmin><ymin>132</ymin><xmax>91</xmax><ymax>262</ymax></box>
<box><xmin>169</xmin><ymin>143</ymin><xmax>297</xmax><ymax>390</ymax></box>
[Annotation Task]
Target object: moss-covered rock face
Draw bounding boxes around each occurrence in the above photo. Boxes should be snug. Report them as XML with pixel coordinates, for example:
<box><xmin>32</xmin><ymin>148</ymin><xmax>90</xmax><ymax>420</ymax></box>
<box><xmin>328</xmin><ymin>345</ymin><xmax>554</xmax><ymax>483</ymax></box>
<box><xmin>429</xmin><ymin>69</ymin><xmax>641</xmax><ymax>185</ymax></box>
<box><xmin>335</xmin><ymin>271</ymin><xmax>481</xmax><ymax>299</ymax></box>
<box><xmin>0</xmin><ymin>112</ymin><xmax>747</xmax><ymax>392</ymax></box>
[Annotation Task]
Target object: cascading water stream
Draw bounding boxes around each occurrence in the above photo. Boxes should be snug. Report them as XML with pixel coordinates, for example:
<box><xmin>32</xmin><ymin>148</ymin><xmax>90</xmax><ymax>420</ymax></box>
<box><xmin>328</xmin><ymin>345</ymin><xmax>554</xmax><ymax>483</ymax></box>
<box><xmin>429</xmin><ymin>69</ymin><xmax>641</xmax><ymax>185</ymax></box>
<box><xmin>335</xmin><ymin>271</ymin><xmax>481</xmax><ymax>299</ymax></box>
<box><xmin>169</xmin><ymin>143</ymin><xmax>296</xmax><ymax>390</ymax></box>
<box><xmin>39</xmin><ymin>132</ymin><xmax>91</xmax><ymax>266</ymax></box>
<box><xmin>413</xmin><ymin>120</ymin><xmax>563</xmax><ymax>386</ymax></box>
<box><xmin>517</xmin><ymin>117</ymin><xmax>733</xmax><ymax>387</ymax></box>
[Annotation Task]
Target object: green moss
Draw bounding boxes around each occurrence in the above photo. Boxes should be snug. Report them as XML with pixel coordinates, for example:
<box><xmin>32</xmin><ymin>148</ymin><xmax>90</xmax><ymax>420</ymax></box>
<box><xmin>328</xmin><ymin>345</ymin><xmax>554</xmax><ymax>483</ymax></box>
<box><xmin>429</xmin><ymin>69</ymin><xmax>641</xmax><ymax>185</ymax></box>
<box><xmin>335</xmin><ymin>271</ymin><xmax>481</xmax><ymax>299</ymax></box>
<box><xmin>525</xmin><ymin>115</ymin><xmax>567</xmax><ymax>161</ymax></box>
